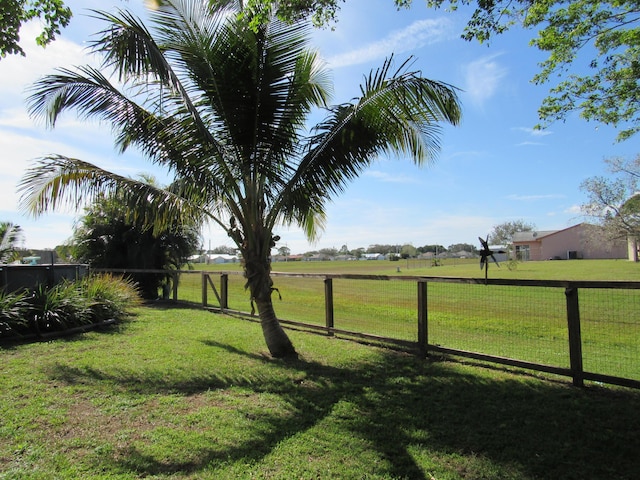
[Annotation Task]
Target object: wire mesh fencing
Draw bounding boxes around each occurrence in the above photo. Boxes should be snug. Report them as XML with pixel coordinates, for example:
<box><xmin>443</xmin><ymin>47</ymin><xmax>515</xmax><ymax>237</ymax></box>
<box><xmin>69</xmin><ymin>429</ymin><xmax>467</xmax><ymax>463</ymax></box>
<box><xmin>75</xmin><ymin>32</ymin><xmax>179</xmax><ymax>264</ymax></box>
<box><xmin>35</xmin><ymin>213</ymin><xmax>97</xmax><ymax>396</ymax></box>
<box><xmin>330</xmin><ymin>278</ymin><xmax>418</xmax><ymax>342</ymax></box>
<box><xmin>96</xmin><ymin>268</ymin><xmax>640</xmax><ymax>389</ymax></box>
<box><xmin>425</xmin><ymin>282</ymin><xmax>570</xmax><ymax>369</ymax></box>
<box><xmin>578</xmin><ymin>287</ymin><xmax>640</xmax><ymax>382</ymax></box>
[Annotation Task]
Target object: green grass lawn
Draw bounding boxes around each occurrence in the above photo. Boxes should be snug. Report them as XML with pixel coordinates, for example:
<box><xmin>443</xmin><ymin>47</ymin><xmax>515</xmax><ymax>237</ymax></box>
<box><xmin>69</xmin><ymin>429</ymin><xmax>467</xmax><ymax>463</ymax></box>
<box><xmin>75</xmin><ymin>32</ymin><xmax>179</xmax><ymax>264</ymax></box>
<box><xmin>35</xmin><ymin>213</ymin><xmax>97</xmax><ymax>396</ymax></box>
<box><xmin>195</xmin><ymin>257</ymin><xmax>640</xmax><ymax>281</ymax></box>
<box><xmin>2</xmin><ymin>306</ymin><xmax>640</xmax><ymax>479</ymax></box>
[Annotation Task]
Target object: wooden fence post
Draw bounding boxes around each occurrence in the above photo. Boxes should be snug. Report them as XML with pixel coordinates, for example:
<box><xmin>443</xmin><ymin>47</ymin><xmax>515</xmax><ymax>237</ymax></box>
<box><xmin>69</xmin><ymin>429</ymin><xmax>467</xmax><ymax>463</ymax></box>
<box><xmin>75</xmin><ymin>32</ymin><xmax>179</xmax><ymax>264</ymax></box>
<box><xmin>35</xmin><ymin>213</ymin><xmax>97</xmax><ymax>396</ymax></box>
<box><xmin>565</xmin><ymin>286</ymin><xmax>584</xmax><ymax>387</ymax></box>
<box><xmin>172</xmin><ymin>272</ymin><xmax>178</xmax><ymax>301</ymax></box>
<box><xmin>220</xmin><ymin>274</ymin><xmax>228</xmax><ymax>310</ymax></box>
<box><xmin>202</xmin><ymin>272</ymin><xmax>208</xmax><ymax>307</ymax></box>
<box><xmin>418</xmin><ymin>280</ymin><xmax>428</xmax><ymax>357</ymax></box>
<box><xmin>324</xmin><ymin>277</ymin><xmax>334</xmax><ymax>335</ymax></box>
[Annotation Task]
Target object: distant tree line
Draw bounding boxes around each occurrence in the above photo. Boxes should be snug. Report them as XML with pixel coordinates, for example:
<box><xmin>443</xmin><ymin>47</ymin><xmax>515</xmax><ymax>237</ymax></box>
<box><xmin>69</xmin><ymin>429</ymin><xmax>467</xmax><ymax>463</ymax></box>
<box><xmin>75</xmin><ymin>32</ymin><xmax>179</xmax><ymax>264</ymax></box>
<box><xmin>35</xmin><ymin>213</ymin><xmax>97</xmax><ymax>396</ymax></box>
<box><xmin>292</xmin><ymin>242</ymin><xmax>479</xmax><ymax>259</ymax></box>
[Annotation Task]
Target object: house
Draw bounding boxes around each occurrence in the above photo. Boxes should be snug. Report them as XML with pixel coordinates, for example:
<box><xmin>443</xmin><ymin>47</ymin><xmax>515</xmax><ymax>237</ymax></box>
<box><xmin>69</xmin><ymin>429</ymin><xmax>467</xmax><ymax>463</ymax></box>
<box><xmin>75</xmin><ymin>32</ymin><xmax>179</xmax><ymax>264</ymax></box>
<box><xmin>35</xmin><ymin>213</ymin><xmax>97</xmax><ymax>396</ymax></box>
<box><xmin>206</xmin><ymin>253</ymin><xmax>239</xmax><ymax>264</ymax></box>
<box><xmin>361</xmin><ymin>253</ymin><xmax>386</xmax><ymax>260</ymax></box>
<box><xmin>487</xmin><ymin>246</ymin><xmax>508</xmax><ymax>263</ymax></box>
<box><xmin>272</xmin><ymin>254</ymin><xmax>303</xmax><ymax>262</ymax></box>
<box><xmin>512</xmin><ymin>223</ymin><xmax>627</xmax><ymax>261</ymax></box>
<box><xmin>304</xmin><ymin>253</ymin><xmax>331</xmax><ymax>261</ymax></box>
<box><xmin>451</xmin><ymin>250</ymin><xmax>476</xmax><ymax>259</ymax></box>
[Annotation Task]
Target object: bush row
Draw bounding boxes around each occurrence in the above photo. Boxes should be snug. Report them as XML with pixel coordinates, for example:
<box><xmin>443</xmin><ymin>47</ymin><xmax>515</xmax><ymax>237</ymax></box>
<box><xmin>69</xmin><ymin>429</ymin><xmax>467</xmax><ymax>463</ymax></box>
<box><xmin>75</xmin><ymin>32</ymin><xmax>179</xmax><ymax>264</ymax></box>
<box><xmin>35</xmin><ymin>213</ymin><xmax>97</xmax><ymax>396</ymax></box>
<box><xmin>0</xmin><ymin>274</ymin><xmax>141</xmax><ymax>340</ymax></box>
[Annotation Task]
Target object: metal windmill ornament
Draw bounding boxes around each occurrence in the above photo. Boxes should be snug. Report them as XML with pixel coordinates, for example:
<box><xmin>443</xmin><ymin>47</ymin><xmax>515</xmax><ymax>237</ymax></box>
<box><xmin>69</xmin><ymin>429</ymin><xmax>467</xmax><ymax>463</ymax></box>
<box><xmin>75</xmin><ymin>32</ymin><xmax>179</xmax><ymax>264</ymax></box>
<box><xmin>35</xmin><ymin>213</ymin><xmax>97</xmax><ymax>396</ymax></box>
<box><xmin>478</xmin><ymin>236</ymin><xmax>505</xmax><ymax>284</ymax></box>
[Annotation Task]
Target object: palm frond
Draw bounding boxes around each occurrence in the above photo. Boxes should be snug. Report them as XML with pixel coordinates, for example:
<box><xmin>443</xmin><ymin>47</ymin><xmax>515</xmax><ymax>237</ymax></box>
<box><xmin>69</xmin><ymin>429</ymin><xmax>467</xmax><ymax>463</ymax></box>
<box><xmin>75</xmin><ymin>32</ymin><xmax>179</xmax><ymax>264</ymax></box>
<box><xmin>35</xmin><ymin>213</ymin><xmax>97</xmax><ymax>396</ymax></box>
<box><xmin>87</xmin><ymin>6</ymin><xmax>229</xmax><ymax>158</ymax></box>
<box><xmin>28</xmin><ymin>65</ymin><xmax>124</xmax><ymax>129</ymax></box>
<box><xmin>22</xmin><ymin>3</ymin><xmax>461</xmax><ymax>260</ymax></box>
<box><xmin>0</xmin><ymin>223</ymin><xmax>23</xmax><ymax>263</ymax></box>
<box><xmin>88</xmin><ymin>7</ymin><xmax>174</xmax><ymax>87</ymax></box>
<box><xmin>19</xmin><ymin>155</ymin><xmax>116</xmax><ymax>214</ymax></box>
<box><xmin>26</xmin><ymin>59</ymin><xmax>240</xmax><ymax>206</ymax></box>
<box><xmin>17</xmin><ymin>155</ymin><xmax>213</xmax><ymax>235</ymax></box>
<box><xmin>273</xmin><ymin>56</ymin><xmax>461</xmax><ymax>235</ymax></box>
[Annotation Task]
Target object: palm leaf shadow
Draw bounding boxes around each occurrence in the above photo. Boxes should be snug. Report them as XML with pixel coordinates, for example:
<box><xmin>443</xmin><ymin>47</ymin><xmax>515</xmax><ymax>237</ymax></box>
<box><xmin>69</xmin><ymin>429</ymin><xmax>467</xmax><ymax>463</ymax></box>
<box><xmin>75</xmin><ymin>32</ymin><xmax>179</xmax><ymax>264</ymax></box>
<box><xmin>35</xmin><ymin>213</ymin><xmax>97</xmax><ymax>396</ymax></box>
<box><xmin>49</xmin><ymin>339</ymin><xmax>640</xmax><ymax>479</ymax></box>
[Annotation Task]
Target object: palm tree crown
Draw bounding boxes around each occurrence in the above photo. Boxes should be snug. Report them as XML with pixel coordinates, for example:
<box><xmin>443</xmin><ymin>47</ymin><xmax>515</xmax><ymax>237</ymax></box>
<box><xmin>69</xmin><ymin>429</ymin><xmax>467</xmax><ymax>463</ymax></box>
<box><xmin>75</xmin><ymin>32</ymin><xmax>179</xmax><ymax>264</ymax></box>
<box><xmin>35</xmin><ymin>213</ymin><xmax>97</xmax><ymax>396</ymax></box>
<box><xmin>19</xmin><ymin>0</ymin><xmax>461</xmax><ymax>357</ymax></box>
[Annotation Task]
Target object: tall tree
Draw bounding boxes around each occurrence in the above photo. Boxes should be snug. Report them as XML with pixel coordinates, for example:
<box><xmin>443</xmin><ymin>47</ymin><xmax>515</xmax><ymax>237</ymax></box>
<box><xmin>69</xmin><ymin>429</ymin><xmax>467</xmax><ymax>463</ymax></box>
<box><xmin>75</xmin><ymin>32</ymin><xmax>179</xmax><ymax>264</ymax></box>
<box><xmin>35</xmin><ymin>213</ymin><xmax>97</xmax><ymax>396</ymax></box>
<box><xmin>447</xmin><ymin>0</ymin><xmax>640</xmax><ymax>141</ymax></box>
<box><xmin>580</xmin><ymin>155</ymin><xmax>640</xmax><ymax>242</ymax></box>
<box><xmin>400</xmin><ymin>244</ymin><xmax>417</xmax><ymax>258</ymax></box>
<box><xmin>488</xmin><ymin>220</ymin><xmax>536</xmax><ymax>246</ymax></box>
<box><xmin>447</xmin><ymin>242</ymin><xmax>477</xmax><ymax>253</ymax></box>
<box><xmin>72</xmin><ymin>189</ymin><xmax>200</xmax><ymax>299</ymax></box>
<box><xmin>0</xmin><ymin>0</ymin><xmax>72</xmax><ymax>58</ymax></box>
<box><xmin>417</xmin><ymin>244</ymin><xmax>446</xmax><ymax>254</ymax></box>
<box><xmin>18</xmin><ymin>0</ymin><xmax>460</xmax><ymax>358</ymax></box>
<box><xmin>260</xmin><ymin>0</ymin><xmax>640</xmax><ymax>141</ymax></box>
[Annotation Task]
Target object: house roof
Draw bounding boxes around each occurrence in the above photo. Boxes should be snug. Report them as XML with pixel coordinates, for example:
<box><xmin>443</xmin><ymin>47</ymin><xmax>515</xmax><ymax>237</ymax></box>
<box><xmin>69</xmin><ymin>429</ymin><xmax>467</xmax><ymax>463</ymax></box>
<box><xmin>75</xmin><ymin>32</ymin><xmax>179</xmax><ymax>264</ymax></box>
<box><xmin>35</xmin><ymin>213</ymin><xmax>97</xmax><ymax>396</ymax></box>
<box><xmin>512</xmin><ymin>230</ymin><xmax>559</xmax><ymax>242</ymax></box>
<box><xmin>512</xmin><ymin>223</ymin><xmax>585</xmax><ymax>243</ymax></box>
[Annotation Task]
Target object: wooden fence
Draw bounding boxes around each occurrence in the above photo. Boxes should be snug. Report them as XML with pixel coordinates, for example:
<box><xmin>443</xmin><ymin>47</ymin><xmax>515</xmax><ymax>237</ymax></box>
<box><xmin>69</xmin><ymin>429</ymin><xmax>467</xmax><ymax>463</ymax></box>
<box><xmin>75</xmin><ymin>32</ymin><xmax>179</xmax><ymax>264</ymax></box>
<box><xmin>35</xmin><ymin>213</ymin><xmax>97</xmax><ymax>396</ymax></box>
<box><xmin>199</xmin><ymin>271</ymin><xmax>640</xmax><ymax>390</ymax></box>
<box><xmin>92</xmin><ymin>268</ymin><xmax>640</xmax><ymax>390</ymax></box>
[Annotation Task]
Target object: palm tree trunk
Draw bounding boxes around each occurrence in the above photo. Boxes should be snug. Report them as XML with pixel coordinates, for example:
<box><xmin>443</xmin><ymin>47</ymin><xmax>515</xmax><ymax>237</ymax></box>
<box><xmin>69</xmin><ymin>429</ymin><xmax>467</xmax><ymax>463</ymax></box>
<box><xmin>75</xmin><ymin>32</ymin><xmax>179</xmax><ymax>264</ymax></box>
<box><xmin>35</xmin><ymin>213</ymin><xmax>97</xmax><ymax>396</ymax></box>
<box><xmin>244</xmin><ymin>250</ymin><xmax>297</xmax><ymax>358</ymax></box>
<box><xmin>254</xmin><ymin>294</ymin><xmax>297</xmax><ymax>358</ymax></box>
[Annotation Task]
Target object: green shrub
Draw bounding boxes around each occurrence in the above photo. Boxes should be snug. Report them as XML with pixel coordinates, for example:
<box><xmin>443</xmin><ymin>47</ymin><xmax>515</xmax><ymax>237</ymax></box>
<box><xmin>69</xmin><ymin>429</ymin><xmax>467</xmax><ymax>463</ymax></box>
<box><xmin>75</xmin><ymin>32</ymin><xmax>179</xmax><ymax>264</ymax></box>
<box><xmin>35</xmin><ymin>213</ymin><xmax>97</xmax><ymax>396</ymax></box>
<box><xmin>28</xmin><ymin>283</ymin><xmax>88</xmax><ymax>333</ymax></box>
<box><xmin>81</xmin><ymin>273</ymin><xmax>141</xmax><ymax>323</ymax></box>
<box><xmin>0</xmin><ymin>274</ymin><xmax>141</xmax><ymax>340</ymax></box>
<box><xmin>0</xmin><ymin>289</ymin><xmax>30</xmax><ymax>337</ymax></box>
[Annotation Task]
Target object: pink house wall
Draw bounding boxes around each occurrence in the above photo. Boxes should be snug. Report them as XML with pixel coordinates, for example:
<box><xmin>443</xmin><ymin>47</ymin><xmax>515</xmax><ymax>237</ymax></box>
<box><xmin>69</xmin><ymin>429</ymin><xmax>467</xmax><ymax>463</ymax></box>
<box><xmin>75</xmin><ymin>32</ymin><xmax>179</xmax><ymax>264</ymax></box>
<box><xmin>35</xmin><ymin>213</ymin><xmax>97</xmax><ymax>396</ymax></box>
<box><xmin>513</xmin><ymin>224</ymin><xmax>627</xmax><ymax>261</ymax></box>
<box><xmin>541</xmin><ymin>227</ymin><xmax>582</xmax><ymax>259</ymax></box>
<box><xmin>529</xmin><ymin>241</ymin><xmax>543</xmax><ymax>261</ymax></box>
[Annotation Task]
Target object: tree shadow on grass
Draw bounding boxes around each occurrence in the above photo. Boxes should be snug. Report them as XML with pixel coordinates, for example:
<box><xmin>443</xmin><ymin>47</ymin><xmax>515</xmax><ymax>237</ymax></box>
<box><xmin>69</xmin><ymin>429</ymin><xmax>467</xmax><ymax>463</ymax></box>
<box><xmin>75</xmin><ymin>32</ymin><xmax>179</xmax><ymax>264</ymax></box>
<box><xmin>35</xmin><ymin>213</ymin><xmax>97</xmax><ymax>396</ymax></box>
<box><xmin>50</xmin><ymin>339</ymin><xmax>640</xmax><ymax>479</ymax></box>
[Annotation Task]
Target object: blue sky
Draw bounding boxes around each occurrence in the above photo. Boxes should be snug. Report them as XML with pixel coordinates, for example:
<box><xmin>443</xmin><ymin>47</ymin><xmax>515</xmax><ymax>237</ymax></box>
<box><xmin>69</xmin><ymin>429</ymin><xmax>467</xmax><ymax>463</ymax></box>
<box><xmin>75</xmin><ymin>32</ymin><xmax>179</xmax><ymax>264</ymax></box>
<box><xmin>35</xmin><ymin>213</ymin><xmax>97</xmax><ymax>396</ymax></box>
<box><xmin>1</xmin><ymin>0</ymin><xmax>638</xmax><ymax>254</ymax></box>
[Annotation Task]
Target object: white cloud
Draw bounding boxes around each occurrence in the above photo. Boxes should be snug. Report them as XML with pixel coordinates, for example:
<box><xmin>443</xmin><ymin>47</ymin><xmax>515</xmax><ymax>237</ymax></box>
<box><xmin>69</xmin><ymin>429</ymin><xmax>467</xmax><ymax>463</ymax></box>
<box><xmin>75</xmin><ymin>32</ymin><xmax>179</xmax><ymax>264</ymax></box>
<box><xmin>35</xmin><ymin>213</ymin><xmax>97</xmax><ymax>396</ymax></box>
<box><xmin>564</xmin><ymin>205</ymin><xmax>582</xmax><ymax>214</ymax></box>
<box><xmin>0</xmin><ymin>22</ymin><xmax>97</xmax><ymax>101</ymax></box>
<box><xmin>463</xmin><ymin>54</ymin><xmax>507</xmax><ymax>107</ymax></box>
<box><xmin>365</xmin><ymin>170</ymin><xmax>421</xmax><ymax>184</ymax></box>
<box><xmin>513</xmin><ymin>127</ymin><xmax>553</xmax><ymax>137</ymax></box>
<box><xmin>326</xmin><ymin>18</ymin><xmax>453</xmax><ymax>68</ymax></box>
<box><xmin>506</xmin><ymin>194</ymin><xmax>566</xmax><ymax>201</ymax></box>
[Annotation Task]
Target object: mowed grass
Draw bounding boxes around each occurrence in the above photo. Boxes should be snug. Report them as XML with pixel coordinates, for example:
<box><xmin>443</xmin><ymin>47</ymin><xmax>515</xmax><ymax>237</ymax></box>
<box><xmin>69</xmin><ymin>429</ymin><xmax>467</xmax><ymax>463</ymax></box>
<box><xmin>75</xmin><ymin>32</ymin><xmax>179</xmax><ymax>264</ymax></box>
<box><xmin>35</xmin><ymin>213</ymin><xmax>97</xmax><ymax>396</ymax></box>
<box><xmin>2</xmin><ymin>306</ymin><xmax>640</xmax><ymax>479</ymax></box>
<box><xmin>195</xmin><ymin>257</ymin><xmax>640</xmax><ymax>280</ymax></box>
<box><xmin>176</xmin><ymin>259</ymin><xmax>640</xmax><ymax>382</ymax></box>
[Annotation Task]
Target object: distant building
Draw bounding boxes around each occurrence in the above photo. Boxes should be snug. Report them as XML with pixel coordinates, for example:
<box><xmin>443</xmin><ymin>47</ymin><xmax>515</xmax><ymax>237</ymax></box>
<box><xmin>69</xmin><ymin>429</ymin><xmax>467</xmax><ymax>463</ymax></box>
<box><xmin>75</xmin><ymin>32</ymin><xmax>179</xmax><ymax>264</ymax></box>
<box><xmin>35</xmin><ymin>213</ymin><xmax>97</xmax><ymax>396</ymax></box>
<box><xmin>361</xmin><ymin>253</ymin><xmax>386</xmax><ymax>260</ymax></box>
<box><xmin>487</xmin><ymin>246</ymin><xmax>508</xmax><ymax>263</ymax></box>
<box><xmin>304</xmin><ymin>253</ymin><xmax>332</xmax><ymax>261</ymax></box>
<box><xmin>451</xmin><ymin>250</ymin><xmax>476</xmax><ymax>259</ymax></box>
<box><xmin>512</xmin><ymin>223</ymin><xmax>627</xmax><ymax>261</ymax></box>
<box><xmin>207</xmin><ymin>254</ymin><xmax>239</xmax><ymax>264</ymax></box>
<box><xmin>189</xmin><ymin>252</ymin><xmax>240</xmax><ymax>264</ymax></box>
<box><xmin>272</xmin><ymin>254</ymin><xmax>303</xmax><ymax>262</ymax></box>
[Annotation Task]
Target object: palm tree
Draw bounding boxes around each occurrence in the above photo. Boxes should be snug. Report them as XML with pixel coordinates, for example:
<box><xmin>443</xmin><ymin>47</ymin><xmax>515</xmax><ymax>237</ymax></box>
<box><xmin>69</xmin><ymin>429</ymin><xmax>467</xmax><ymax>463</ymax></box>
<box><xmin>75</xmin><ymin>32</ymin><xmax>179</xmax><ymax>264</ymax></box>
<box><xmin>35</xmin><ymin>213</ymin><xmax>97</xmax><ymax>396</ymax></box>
<box><xmin>72</xmin><ymin>188</ymin><xmax>200</xmax><ymax>299</ymax></box>
<box><xmin>18</xmin><ymin>0</ymin><xmax>461</xmax><ymax>358</ymax></box>
<box><xmin>0</xmin><ymin>222</ymin><xmax>23</xmax><ymax>263</ymax></box>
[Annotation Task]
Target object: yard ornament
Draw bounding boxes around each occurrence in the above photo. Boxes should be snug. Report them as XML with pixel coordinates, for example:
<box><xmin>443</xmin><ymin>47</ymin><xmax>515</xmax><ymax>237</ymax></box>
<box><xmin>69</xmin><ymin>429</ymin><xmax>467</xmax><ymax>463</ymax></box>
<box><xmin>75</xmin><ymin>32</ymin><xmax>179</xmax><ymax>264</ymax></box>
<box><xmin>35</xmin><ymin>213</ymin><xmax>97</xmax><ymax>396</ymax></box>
<box><xmin>479</xmin><ymin>236</ymin><xmax>505</xmax><ymax>284</ymax></box>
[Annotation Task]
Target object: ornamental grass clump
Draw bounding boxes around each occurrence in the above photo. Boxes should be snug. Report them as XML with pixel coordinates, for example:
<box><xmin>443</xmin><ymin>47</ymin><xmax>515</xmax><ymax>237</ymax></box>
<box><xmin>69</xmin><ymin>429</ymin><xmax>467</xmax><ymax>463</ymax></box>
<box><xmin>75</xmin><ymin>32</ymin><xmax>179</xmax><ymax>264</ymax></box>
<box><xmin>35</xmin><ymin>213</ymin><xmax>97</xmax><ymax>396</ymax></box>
<box><xmin>0</xmin><ymin>289</ymin><xmax>30</xmax><ymax>337</ymax></box>
<box><xmin>0</xmin><ymin>274</ymin><xmax>140</xmax><ymax>340</ymax></box>
<box><xmin>81</xmin><ymin>273</ymin><xmax>141</xmax><ymax>323</ymax></box>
